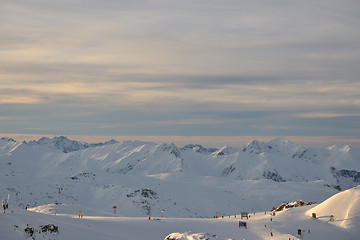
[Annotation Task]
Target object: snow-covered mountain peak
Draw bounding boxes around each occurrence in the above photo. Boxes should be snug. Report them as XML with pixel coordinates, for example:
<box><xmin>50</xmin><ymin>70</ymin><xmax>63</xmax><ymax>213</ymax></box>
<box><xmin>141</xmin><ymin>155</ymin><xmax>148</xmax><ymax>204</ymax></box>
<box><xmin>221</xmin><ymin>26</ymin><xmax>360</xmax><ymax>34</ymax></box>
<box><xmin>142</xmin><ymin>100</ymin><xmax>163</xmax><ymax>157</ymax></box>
<box><xmin>181</xmin><ymin>144</ymin><xmax>217</xmax><ymax>154</ymax></box>
<box><xmin>266</xmin><ymin>137</ymin><xmax>298</xmax><ymax>149</ymax></box>
<box><xmin>1</xmin><ymin>137</ymin><xmax>16</xmax><ymax>143</ymax></box>
<box><xmin>118</xmin><ymin>139</ymin><xmax>150</xmax><ymax>147</ymax></box>
<box><xmin>326</xmin><ymin>144</ymin><xmax>360</xmax><ymax>172</ymax></box>
<box><xmin>105</xmin><ymin>139</ymin><xmax>118</xmax><ymax>145</ymax></box>
<box><xmin>156</xmin><ymin>143</ymin><xmax>181</xmax><ymax>158</ymax></box>
<box><xmin>328</xmin><ymin>144</ymin><xmax>351</xmax><ymax>153</ymax></box>
<box><xmin>242</xmin><ymin>140</ymin><xmax>267</xmax><ymax>154</ymax></box>
<box><xmin>265</xmin><ymin>137</ymin><xmax>313</xmax><ymax>160</ymax></box>
<box><xmin>34</xmin><ymin>136</ymin><xmax>52</xmax><ymax>143</ymax></box>
<box><xmin>212</xmin><ymin>146</ymin><xmax>235</xmax><ymax>156</ymax></box>
<box><xmin>26</xmin><ymin>136</ymin><xmax>88</xmax><ymax>153</ymax></box>
<box><xmin>0</xmin><ymin>137</ymin><xmax>20</xmax><ymax>153</ymax></box>
<box><xmin>0</xmin><ymin>137</ymin><xmax>17</xmax><ymax>149</ymax></box>
<box><xmin>25</xmin><ymin>136</ymin><xmax>119</xmax><ymax>153</ymax></box>
<box><xmin>240</xmin><ymin>137</ymin><xmax>304</xmax><ymax>156</ymax></box>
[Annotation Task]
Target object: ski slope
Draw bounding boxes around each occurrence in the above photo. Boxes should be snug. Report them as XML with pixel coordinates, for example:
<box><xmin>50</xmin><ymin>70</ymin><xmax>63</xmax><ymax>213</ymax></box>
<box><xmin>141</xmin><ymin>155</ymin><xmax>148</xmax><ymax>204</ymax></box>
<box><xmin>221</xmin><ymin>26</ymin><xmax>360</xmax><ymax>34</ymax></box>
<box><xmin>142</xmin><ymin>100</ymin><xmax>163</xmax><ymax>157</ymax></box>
<box><xmin>1</xmin><ymin>186</ymin><xmax>359</xmax><ymax>240</ymax></box>
<box><xmin>306</xmin><ymin>185</ymin><xmax>360</xmax><ymax>231</ymax></box>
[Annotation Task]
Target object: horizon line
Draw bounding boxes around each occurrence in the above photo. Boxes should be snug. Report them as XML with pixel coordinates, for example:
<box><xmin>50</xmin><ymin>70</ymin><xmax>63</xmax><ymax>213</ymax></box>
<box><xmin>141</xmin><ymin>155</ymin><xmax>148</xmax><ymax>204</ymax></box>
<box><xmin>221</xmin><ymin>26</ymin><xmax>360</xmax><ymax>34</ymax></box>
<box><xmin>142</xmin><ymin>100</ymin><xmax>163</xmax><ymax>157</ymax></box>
<box><xmin>1</xmin><ymin>133</ymin><xmax>360</xmax><ymax>149</ymax></box>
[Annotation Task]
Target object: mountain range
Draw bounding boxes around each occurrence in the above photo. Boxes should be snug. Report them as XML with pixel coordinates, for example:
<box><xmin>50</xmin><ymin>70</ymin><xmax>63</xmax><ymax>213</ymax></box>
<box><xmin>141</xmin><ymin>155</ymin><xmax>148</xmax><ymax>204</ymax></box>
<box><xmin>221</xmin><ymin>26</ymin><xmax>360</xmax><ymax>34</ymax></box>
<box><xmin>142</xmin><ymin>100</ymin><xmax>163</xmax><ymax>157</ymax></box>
<box><xmin>1</xmin><ymin>136</ymin><xmax>359</xmax><ymax>218</ymax></box>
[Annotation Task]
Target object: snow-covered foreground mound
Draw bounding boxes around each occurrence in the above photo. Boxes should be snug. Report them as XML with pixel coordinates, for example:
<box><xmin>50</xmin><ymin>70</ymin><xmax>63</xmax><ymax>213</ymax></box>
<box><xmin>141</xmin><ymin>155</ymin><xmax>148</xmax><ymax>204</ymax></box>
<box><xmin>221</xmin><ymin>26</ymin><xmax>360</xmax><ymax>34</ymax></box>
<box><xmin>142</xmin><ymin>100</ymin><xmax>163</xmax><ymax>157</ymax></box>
<box><xmin>29</xmin><ymin>203</ymin><xmax>116</xmax><ymax>217</ymax></box>
<box><xmin>165</xmin><ymin>232</ymin><xmax>232</xmax><ymax>240</ymax></box>
<box><xmin>1</xmin><ymin>187</ymin><xmax>359</xmax><ymax>240</ymax></box>
<box><xmin>307</xmin><ymin>185</ymin><xmax>360</xmax><ymax>230</ymax></box>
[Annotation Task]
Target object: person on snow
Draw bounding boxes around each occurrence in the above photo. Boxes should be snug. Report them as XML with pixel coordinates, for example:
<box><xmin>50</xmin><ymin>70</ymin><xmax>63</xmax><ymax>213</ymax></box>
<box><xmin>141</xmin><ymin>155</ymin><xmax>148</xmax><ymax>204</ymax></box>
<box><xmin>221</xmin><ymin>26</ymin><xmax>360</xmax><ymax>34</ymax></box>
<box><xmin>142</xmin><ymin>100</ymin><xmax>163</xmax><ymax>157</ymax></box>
<box><xmin>2</xmin><ymin>200</ymin><xmax>6</xmax><ymax>213</ymax></box>
<box><xmin>79</xmin><ymin>210</ymin><xmax>83</xmax><ymax>218</ymax></box>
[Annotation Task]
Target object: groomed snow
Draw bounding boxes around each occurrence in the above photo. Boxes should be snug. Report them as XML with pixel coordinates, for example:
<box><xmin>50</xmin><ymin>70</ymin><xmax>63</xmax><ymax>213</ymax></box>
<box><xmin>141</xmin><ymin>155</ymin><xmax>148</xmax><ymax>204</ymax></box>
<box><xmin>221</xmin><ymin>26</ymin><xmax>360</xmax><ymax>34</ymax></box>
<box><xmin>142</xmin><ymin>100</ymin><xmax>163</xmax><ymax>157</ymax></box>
<box><xmin>306</xmin><ymin>185</ymin><xmax>360</xmax><ymax>230</ymax></box>
<box><xmin>1</xmin><ymin>187</ymin><xmax>359</xmax><ymax>240</ymax></box>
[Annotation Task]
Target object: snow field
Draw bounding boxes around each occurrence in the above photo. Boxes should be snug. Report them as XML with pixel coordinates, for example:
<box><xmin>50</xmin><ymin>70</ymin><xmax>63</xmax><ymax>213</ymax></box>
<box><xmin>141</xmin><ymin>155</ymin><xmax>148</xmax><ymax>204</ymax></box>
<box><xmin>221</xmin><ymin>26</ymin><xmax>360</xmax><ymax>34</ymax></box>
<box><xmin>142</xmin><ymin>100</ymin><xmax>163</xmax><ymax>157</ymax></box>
<box><xmin>2</xmin><ymin>190</ymin><xmax>359</xmax><ymax>240</ymax></box>
<box><xmin>306</xmin><ymin>185</ymin><xmax>360</xmax><ymax>230</ymax></box>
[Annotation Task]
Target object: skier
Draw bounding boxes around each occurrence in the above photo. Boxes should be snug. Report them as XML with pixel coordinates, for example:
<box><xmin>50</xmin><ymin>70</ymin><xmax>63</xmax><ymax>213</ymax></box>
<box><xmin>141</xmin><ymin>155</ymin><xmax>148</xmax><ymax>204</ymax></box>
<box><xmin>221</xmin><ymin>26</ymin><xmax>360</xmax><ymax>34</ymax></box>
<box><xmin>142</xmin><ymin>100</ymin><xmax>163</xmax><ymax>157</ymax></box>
<box><xmin>297</xmin><ymin>229</ymin><xmax>302</xmax><ymax>238</ymax></box>
<box><xmin>2</xmin><ymin>201</ymin><xmax>5</xmax><ymax>213</ymax></box>
<box><xmin>79</xmin><ymin>210</ymin><xmax>83</xmax><ymax>218</ymax></box>
<box><xmin>113</xmin><ymin>205</ymin><xmax>117</xmax><ymax>214</ymax></box>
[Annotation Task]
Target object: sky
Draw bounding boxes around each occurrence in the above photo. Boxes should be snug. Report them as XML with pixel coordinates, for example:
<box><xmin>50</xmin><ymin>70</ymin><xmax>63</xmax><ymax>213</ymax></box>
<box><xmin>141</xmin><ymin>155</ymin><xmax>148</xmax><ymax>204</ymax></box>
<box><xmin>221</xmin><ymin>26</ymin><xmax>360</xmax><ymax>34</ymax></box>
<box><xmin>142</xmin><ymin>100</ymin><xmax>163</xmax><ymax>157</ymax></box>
<box><xmin>1</xmin><ymin>0</ymin><xmax>360</xmax><ymax>148</ymax></box>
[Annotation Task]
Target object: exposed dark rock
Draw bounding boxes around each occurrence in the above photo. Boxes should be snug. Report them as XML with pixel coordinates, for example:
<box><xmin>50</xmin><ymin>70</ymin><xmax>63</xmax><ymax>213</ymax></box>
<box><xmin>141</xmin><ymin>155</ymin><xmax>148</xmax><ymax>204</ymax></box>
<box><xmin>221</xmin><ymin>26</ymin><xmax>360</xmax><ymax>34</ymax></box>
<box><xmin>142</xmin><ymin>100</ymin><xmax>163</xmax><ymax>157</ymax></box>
<box><xmin>274</xmin><ymin>200</ymin><xmax>316</xmax><ymax>211</ymax></box>
<box><xmin>127</xmin><ymin>189</ymin><xmax>158</xmax><ymax>199</ymax></box>
<box><xmin>221</xmin><ymin>165</ymin><xmax>236</xmax><ymax>176</ymax></box>
<box><xmin>40</xmin><ymin>224</ymin><xmax>59</xmax><ymax>233</ymax></box>
<box><xmin>70</xmin><ymin>172</ymin><xmax>96</xmax><ymax>180</ymax></box>
<box><xmin>24</xmin><ymin>226</ymin><xmax>34</xmax><ymax>237</ymax></box>
<box><xmin>263</xmin><ymin>170</ymin><xmax>286</xmax><ymax>182</ymax></box>
<box><xmin>26</xmin><ymin>136</ymin><xmax>117</xmax><ymax>153</ymax></box>
<box><xmin>330</xmin><ymin>167</ymin><xmax>360</xmax><ymax>189</ymax></box>
<box><xmin>181</xmin><ymin>144</ymin><xmax>218</xmax><ymax>154</ymax></box>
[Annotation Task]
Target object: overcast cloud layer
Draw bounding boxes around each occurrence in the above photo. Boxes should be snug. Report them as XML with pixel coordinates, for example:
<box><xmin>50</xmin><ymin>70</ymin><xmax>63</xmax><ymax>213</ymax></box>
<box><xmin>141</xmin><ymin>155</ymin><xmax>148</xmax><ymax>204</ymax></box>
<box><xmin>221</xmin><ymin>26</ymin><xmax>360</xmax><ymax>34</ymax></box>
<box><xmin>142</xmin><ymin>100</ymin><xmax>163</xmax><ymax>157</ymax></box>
<box><xmin>1</xmin><ymin>0</ymin><xmax>360</xmax><ymax>146</ymax></box>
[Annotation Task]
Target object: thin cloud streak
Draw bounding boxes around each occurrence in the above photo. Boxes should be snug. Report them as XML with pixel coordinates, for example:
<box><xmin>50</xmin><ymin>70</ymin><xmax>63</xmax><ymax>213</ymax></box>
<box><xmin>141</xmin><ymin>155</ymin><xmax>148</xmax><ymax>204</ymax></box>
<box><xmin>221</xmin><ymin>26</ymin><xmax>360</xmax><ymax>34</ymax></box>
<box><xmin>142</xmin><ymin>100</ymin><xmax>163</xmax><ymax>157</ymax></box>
<box><xmin>1</xmin><ymin>78</ymin><xmax>358</xmax><ymax>112</ymax></box>
<box><xmin>295</xmin><ymin>113</ymin><xmax>360</xmax><ymax>119</ymax></box>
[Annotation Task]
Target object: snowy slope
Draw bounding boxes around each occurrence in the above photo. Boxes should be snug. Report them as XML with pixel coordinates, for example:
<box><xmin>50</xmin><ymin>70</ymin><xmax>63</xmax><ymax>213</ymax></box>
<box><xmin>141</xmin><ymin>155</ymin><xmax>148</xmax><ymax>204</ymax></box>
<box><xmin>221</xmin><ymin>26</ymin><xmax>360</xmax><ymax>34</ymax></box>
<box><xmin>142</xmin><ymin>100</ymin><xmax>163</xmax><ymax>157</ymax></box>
<box><xmin>1</xmin><ymin>136</ymin><xmax>360</xmax><ymax>218</ymax></box>
<box><xmin>1</xmin><ymin>187</ymin><xmax>359</xmax><ymax>240</ymax></box>
<box><xmin>306</xmin><ymin>185</ymin><xmax>360</xmax><ymax>230</ymax></box>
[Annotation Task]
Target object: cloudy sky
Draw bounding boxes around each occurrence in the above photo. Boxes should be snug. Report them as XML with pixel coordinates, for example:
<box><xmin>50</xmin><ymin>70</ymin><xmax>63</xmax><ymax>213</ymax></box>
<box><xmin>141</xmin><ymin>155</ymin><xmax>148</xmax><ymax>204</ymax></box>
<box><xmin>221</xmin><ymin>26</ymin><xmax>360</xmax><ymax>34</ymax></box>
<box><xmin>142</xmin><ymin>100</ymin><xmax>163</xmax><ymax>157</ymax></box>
<box><xmin>1</xmin><ymin>0</ymin><xmax>360</xmax><ymax>147</ymax></box>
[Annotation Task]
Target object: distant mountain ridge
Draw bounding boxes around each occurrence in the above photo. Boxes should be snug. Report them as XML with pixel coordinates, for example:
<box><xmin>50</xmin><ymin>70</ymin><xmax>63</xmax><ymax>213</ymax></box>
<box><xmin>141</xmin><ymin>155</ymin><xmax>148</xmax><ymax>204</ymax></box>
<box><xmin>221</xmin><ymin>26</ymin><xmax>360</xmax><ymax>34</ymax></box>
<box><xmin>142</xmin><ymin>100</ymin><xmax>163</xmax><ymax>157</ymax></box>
<box><xmin>2</xmin><ymin>136</ymin><xmax>359</xmax><ymax>186</ymax></box>
<box><xmin>1</xmin><ymin>136</ymin><xmax>359</xmax><ymax>217</ymax></box>
<box><xmin>25</xmin><ymin>136</ymin><xmax>118</xmax><ymax>153</ymax></box>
